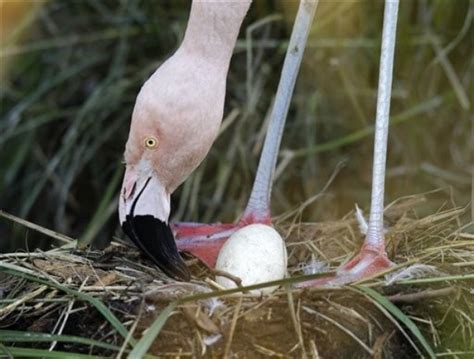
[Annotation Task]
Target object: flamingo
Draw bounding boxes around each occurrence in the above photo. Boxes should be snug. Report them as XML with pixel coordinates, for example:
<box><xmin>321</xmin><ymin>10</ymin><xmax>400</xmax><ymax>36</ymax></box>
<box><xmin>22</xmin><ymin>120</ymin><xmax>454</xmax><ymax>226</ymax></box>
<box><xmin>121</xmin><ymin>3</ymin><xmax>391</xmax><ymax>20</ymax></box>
<box><xmin>119</xmin><ymin>0</ymin><xmax>400</xmax><ymax>285</ymax></box>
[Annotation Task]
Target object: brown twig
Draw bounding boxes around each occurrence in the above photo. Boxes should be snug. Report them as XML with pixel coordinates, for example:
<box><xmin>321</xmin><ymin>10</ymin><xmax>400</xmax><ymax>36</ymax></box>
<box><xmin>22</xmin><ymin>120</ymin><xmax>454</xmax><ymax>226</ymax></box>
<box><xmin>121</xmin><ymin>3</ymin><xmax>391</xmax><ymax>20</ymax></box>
<box><xmin>210</xmin><ymin>268</ymin><xmax>243</xmax><ymax>287</ymax></box>
<box><xmin>223</xmin><ymin>295</ymin><xmax>243</xmax><ymax>357</ymax></box>
<box><xmin>387</xmin><ymin>287</ymin><xmax>457</xmax><ymax>303</ymax></box>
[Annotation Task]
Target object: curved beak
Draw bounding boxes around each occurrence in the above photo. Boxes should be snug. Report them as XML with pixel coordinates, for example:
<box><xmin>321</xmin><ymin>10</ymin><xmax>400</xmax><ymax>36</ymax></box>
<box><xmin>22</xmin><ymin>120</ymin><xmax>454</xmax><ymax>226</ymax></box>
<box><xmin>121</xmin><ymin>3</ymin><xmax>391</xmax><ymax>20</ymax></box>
<box><xmin>119</xmin><ymin>166</ymin><xmax>190</xmax><ymax>281</ymax></box>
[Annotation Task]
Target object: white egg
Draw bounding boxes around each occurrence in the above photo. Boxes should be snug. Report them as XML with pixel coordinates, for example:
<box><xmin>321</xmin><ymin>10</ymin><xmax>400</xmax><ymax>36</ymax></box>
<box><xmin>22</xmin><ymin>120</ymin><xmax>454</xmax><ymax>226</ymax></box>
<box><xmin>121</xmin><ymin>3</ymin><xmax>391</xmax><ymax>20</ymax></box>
<box><xmin>215</xmin><ymin>224</ymin><xmax>287</xmax><ymax>295</ymax></box>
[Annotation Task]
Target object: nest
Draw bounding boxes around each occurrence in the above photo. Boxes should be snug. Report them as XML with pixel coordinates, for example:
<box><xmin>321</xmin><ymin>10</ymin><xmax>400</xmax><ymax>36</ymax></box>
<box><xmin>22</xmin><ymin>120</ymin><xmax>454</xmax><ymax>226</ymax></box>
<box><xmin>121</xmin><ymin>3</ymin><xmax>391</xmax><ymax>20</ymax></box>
<box><xmin>0</xmin><ymin>195</ymin><xmax>473</xmax><ymax>358</ymax></box>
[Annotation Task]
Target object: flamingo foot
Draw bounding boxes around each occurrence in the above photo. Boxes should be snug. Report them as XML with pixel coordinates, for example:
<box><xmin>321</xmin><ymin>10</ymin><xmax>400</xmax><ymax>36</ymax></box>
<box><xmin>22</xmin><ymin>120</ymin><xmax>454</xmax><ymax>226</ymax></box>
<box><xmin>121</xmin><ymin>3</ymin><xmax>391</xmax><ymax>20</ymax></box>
<box><xmin>172</xmin><ymin>211</ymin><xmax>272</xmax><ymax>268</ymax></box>
<box><xmin>298</xmin><ymin>243</ymin><xmax>394</xmax><ymax>287</ymax></box>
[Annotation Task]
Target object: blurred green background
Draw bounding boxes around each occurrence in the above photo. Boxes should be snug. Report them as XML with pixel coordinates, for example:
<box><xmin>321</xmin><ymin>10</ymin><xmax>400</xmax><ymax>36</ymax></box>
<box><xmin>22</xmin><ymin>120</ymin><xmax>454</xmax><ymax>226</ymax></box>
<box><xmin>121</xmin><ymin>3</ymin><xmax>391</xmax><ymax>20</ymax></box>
<box><xmin>0</xmin><ymin>0</ymin><xmax>472</xmax><ymax>252</ymax></box>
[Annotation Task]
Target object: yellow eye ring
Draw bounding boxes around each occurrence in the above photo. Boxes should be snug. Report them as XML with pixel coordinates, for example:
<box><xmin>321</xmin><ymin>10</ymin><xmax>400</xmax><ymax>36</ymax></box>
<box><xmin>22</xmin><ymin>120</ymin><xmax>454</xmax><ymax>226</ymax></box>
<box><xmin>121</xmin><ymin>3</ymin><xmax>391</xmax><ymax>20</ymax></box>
<box><xmin>144</xmin><ymin>136</ymin><xmax>158</xmax><ymax>149</ymax></box>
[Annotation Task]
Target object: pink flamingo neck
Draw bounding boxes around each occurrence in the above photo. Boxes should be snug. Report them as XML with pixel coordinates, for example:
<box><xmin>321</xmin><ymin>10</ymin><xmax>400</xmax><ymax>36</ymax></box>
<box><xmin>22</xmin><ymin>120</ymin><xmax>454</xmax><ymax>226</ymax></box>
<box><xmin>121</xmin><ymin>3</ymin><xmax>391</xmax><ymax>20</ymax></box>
<box><xmin>180</xmin><ymin>0</ymin><xmax>251</xmax><ymax>68</ymax></box>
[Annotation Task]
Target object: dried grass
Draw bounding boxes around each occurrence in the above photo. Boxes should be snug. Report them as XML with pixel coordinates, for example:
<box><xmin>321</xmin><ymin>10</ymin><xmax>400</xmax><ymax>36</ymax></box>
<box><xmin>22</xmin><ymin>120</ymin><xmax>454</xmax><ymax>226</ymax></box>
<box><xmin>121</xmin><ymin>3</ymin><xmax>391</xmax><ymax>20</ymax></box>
<box><xmin>1</xmin><ymin>194</ymin><xmax>472</xmax><ymax>357</ymax></box>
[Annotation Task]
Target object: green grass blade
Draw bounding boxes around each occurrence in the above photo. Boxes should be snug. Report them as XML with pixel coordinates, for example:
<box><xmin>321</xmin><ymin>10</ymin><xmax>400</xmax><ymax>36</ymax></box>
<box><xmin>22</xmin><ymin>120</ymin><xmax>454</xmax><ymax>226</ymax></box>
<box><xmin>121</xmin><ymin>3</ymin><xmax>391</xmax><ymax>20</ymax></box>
<box><xmin>127</xmin><ymin>302</ymin><xmax>177</xmax><ymax>359</ymax></box>
<box><xmin>0</xmin><ymin>109</ymin><xmax>76</xmax><ymax>146</ymax></box>
<box><xmin>396</xmin><ymin>273</ymin><xmax>474</xmax><ymax>285</ymax></box>
<box><xmin>292</xmin><ymin>95</ymin><xmax>444</xmax><ymax>158</ymax></box>
<box><xmin>0</xmin><ymin>262</ymin><xmax>134</xmax><ymax>347</ymax></box>
<box><xmin>3</xmin><ymin>55</ymin><xmax>103</xmax><ymax>131</ymax></box>
<box><xmin>0</xmin><ymin>209</ymin><xmax>74</xmax><ymax>244</ymax></box>
<box><xmin>356</xmin><ymin>286</ymin><xmax>436</xmax><ymax>358</ymax></box>
<box><xmin>0</xmin><ymin>329</ymin><xmax>121</xmax><ymax>352</ymax></box>
<box><xmin>0</xmin><ymin>346</ymin><xmax>106</xmax><ymax>359</ymax></box>
<box><xmin>79</xmin><ymin>164</ymin><xmax>123</xmax><ymax>248</ymax></box>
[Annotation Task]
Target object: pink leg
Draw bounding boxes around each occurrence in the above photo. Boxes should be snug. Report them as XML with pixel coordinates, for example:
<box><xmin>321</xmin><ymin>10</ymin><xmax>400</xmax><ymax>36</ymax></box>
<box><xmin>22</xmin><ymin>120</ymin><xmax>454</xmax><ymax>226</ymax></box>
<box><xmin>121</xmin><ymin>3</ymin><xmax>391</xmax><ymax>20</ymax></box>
<box><xmin>173</xmin><ymin>211</ymin><xmax>271</xmax><ymax>268</ymax></box>
<box><xmin>298</xmin><ymin>243</ymin><xmax>394</xmax><ymax>287</ymax></box>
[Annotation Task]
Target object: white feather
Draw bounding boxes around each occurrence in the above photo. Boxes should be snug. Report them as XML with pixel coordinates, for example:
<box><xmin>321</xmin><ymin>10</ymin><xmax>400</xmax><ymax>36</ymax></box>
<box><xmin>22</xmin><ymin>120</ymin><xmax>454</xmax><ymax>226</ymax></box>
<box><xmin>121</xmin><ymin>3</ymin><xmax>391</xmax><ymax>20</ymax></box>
<box><xmin>203</xmin><ymin>333</ymin><xmax>222</xmax><ymax>346</ymax></box>
<box><xmin>205</xmin><ymin>297</ymin><xmax>225</xmax><ymax>316</ymax></box>
<box><xmin>354</xmin><ymin>204</ymin><xmax>389</xmax><ymax>235</ymax></box>
<box><xmin>299</xmin><ymin>256</ymin><xmax>328</xmax><ymax>275</ymax></box>
<box><xmin>355</xmin><ymin>204</ymin><xmax>368</xmax><ymax>235</ymax></box>
<box><xmin>385</xmin><ymin>264</ymin><xmax>444</xmax><ymax>285</ymax></box>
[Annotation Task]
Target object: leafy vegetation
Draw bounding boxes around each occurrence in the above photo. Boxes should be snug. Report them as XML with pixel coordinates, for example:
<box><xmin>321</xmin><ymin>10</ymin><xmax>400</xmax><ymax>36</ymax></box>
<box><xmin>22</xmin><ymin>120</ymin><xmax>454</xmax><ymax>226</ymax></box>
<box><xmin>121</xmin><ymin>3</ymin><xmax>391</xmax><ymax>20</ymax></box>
<box><xmin>1</xmin><ymin>0</ymin><xmax>471</xmax><ymax>251</ymax></box>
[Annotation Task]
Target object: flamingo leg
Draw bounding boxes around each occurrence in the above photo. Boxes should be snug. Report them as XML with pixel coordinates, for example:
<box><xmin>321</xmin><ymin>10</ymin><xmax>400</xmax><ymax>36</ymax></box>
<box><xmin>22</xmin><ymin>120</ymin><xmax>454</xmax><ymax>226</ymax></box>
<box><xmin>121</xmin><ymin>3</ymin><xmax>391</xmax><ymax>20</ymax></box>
<box><xmin>172</xmin><ymin>215</ymin><xmax>271</xmax><ymax>268</ymax></box>
<box><xmin>174</xmin><ymin>0</ymin><xmax>319</xmax><ymax>268</ymax></box>
<box><xmin>300</xmin><ymin>0</ymin><xmax>399</xmax><ymax>287</ymax></box>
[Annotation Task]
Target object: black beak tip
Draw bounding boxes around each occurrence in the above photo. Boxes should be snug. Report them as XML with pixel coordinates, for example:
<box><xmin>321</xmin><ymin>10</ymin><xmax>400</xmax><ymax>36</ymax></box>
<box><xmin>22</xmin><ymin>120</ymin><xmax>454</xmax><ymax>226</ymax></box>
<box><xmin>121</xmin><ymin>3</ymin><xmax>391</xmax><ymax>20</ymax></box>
<box><xmin>122</xmin><ymin>215</ymin><xmax>191</xmax><ymax>281</ymax></box>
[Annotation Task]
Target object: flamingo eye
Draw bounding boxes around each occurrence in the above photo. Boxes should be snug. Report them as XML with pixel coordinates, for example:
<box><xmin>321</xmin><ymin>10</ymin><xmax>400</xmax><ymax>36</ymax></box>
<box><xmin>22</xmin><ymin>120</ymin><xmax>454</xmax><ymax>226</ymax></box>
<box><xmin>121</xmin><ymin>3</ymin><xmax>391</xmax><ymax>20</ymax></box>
<box><xmin>144</xmin><ymin>136</ymin><xmax>158</xmax><ymax>149</ymax></box>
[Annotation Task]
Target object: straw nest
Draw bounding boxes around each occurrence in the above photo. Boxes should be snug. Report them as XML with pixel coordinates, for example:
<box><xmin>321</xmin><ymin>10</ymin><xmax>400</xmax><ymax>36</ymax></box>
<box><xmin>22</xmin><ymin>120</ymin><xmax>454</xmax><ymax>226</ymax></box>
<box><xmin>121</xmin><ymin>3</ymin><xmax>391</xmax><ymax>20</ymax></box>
<box><xmin>1</xmin><ymin>194</ymin><xmax>472</xmax><ymax>358</ymax></box>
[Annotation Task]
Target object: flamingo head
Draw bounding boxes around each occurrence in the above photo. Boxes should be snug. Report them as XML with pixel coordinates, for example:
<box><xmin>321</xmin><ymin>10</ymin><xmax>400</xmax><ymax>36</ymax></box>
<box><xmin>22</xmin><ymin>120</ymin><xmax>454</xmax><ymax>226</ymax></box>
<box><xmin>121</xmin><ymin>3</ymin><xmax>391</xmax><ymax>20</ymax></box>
<box><xmin>118</xmin><ymin>42</ymin><xmax>227</xmax><ymax>281</ymax></box>
<box><xmin>118</xmin><ymin>73</ymin><xmax>202</xmax><ymax>281</ymax></box>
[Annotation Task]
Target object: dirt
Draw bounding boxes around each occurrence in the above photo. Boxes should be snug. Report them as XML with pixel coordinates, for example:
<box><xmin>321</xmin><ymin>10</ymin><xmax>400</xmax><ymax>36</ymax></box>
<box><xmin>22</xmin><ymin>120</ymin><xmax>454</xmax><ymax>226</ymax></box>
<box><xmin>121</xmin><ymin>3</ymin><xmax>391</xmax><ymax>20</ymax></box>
<box><xmin>139</xmin><ymin>290</ymin><xmax>412</xmax><ymax>358</ymax></box>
